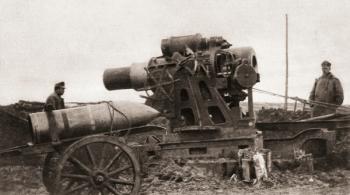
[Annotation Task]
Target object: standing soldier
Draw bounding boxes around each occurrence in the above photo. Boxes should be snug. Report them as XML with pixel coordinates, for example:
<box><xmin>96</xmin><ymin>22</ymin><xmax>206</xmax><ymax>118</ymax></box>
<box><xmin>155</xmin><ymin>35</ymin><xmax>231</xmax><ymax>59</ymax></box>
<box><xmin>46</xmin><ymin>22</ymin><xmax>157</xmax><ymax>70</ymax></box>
<box><xmin>44</xmin><ymin>82</ymin><xmax>65</xmax><ymax>111</ymax></box>
<box><xmin>309</xmin><ymin>60</ymin><xmax>344</xmax><ymax>117</ymax></box>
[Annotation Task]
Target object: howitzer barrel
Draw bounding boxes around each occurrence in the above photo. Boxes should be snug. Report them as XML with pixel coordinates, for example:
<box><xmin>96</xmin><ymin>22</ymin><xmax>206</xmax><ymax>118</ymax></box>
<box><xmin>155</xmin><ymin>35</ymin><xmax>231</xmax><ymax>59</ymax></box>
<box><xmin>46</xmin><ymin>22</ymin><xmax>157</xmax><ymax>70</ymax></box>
<box><xmin>103</xmin><ymin>62</ymin><xmax>148</xmax><ymax>90</ymax></box>
<box><xmin>28</xmin><ymin>101</ymin><xmax>159</xmax><ymax>144</ymax></box>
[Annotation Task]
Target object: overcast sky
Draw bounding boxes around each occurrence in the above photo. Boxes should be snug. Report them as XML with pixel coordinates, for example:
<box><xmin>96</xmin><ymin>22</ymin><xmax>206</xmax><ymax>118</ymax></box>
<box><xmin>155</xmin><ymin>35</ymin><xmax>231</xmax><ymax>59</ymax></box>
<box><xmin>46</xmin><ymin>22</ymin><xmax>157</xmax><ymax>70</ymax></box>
<box><xmin>0</xmin><ymin>0</ymin><xmax>349</xmax><ymax>105</ymax></box>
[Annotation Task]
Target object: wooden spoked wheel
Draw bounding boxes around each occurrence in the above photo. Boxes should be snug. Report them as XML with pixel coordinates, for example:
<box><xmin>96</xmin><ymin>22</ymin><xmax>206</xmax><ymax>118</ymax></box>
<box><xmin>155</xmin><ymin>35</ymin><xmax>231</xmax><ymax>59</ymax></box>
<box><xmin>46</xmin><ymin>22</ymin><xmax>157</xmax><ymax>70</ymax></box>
<box><xmin>53</xmin><ymin>135</ymin><xmax>141</xmax><ymax>195</ymax></box>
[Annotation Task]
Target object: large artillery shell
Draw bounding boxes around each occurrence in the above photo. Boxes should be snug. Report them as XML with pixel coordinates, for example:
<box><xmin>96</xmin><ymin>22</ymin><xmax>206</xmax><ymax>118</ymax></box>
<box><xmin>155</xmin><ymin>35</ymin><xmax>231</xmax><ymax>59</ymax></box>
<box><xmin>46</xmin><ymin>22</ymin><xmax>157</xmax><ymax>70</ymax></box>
<box><xmin>28</xmin><ymin>101</ymin><xmax>160</xmax><ymax>144</ymax></box>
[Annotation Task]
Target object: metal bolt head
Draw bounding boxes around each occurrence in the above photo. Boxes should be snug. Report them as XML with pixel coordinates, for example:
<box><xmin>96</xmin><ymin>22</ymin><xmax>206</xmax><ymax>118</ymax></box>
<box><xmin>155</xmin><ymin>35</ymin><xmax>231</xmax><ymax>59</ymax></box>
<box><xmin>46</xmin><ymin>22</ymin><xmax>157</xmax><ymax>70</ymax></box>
<box><xmin>96</xmin><ymin>175</ymin><xmax>105</xmax><ymax>183</ymax></box>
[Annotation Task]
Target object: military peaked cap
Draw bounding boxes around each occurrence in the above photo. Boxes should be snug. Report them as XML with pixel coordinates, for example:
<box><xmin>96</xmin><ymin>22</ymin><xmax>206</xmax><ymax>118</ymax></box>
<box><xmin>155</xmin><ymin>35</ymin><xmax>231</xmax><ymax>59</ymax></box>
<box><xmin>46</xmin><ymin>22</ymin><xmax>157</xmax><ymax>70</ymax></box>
<box><xmin>321</xmin><ymin>60</ymin><xmax>331</xmax><ymax>67</ymax></box>
<box><xmin>55</xmin><ymin>81</ymin><xmax>65</xmax><ymax>89</ymax></box>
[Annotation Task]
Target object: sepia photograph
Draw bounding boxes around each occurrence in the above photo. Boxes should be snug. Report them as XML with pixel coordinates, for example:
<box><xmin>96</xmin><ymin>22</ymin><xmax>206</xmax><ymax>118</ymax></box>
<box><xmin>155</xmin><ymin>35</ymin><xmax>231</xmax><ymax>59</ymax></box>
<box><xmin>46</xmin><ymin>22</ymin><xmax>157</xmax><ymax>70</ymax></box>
<box><xmin>0</xmin><ymin>0</ymin><xmax>349</xmax><ymax>194</ymax></box>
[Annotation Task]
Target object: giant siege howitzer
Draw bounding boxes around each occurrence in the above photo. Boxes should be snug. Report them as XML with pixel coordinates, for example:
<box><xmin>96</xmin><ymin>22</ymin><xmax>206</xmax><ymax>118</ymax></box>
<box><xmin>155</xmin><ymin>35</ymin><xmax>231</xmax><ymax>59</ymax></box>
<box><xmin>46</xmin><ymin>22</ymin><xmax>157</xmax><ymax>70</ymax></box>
<box><xmin>103</xmin><ymin>34</ymin><xmax>270</xmax><ymax>182</ymax></box>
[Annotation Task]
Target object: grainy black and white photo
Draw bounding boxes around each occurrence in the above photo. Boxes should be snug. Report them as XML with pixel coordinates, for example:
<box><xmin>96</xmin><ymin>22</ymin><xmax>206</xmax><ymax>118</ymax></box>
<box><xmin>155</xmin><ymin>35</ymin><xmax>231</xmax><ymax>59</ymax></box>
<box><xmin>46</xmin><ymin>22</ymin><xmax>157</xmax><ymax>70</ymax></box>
<box><xmin>0</xmin><ymin>0</ymin><xmax>349</xmax><ymax>194</ymax></box>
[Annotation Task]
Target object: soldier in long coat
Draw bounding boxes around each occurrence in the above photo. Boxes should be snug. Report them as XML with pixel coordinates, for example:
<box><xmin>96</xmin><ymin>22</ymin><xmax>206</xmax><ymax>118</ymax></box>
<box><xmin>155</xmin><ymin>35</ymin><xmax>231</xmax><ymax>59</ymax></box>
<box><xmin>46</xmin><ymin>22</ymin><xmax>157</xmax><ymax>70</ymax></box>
<box><xmin>309</xmin><ymin>61</ymin><xmax>344</xmax><ymax>117</ymax></box>
<box><xmin>44</xmin><ymin>82</ymin><xmax>65</xmax><ymax>111</ymax></box>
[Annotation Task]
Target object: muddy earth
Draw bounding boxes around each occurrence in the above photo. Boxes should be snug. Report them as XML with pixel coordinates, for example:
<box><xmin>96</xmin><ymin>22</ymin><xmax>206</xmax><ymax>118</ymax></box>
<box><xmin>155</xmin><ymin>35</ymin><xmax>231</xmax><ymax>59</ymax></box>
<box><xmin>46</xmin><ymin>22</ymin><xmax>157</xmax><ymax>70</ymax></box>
<box><xmin>0</xmin><ymin>157</ymin><xmax>348</xmax><ymax>195</ymax></box>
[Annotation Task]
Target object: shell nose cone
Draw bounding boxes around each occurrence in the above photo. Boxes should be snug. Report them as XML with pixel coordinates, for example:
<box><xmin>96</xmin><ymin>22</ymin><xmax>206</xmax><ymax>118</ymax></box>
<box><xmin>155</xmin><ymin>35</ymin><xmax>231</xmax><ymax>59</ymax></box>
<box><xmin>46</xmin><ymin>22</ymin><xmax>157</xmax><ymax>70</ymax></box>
<box><xmin>110</xmin><ymin>101</ymin><xmax>160</xmax><ymax>125</ymax></box>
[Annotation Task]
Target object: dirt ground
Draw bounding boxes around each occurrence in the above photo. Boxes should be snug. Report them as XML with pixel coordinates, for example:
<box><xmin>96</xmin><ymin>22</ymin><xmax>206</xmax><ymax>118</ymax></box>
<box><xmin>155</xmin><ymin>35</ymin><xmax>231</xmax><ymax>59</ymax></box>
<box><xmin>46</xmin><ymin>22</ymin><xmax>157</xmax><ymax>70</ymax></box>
<box><xmin>0</xmin><ymin>158</ymin><xmax>348</xmax><ymax>195</ymax></box>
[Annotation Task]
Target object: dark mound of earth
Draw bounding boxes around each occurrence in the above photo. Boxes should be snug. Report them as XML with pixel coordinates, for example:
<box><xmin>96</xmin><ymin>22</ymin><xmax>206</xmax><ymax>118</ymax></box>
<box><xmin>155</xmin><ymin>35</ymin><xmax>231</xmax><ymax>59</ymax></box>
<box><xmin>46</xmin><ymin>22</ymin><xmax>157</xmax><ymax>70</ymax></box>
<box><xmin>256</xmin><ymin>108</ymin><xmax>311</xmax><ymax>122</ymax></box>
